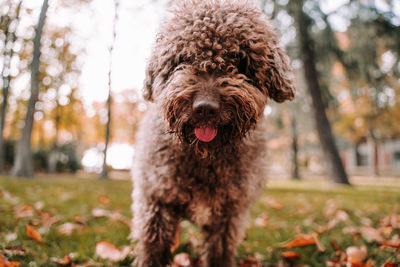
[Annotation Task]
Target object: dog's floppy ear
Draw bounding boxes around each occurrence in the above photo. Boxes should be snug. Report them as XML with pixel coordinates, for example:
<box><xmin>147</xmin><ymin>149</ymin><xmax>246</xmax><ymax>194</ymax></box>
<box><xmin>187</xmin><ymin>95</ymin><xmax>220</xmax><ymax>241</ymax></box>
<box><xmin>142</xmin><ymin>37</ymin><xmax>179</xmax><ymax>102</ymax></box>
<box><xmin>244</xmin><ymin>22</ymin><xmax>295</xmax><ymax>103</ymax></box>
<box><xmin>264</xmin><ymin>45</ymin><xmax>295</xmax><ymax>103</ymax></box>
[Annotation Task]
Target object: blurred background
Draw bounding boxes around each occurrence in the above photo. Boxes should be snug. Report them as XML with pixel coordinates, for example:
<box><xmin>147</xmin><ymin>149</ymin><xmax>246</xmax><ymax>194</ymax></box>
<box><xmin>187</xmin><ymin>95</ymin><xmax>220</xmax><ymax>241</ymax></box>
<box><xmin>1</xmin><ymin>0</ymin><xmax>399</xmax><ymax>182</ymax></box>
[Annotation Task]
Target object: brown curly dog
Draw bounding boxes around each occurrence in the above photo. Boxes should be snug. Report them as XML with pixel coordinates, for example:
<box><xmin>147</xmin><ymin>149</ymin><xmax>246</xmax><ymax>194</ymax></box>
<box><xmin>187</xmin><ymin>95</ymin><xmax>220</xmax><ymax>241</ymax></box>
<box><xmin>131</xmin><ymin>1</ymin><xmax>295</xmax><ymax>266</ymax></box>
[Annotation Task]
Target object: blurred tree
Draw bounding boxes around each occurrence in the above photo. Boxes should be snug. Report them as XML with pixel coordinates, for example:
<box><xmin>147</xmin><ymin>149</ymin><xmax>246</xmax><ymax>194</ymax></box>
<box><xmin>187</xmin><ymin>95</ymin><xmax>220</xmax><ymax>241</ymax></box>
<box><xmin>316</xmin><ymin>1</ymin><xmax>400</xmax><ymax>176</ymax></box>
<box><xmin>287</xmin><ymin>0</ymin><xmax>350</xmax><ymax>184</ymax></box>
<box><xmin>32</xmin><ymin>24</ymin><xmax>83</xmax><ymax>172</ymax></box>
<box><xmin>264</xmin><ymin>0</ymin><xmax>399</xmax><ymax>179</ymax></box>
<box><xmin>100</xmin><ymin>0</ymin><xmax>119</xmax><ymax>179</ymax></box>
<box><xmin>12</xmin><ymin>0</ymin><xmax>49</xmax><ymax>177</ymax></box>
<box><xmin>0</xmin><ymin>0</ymin><xmax>22</xmax><ymax>172</ymax></box>
<box><xmin>290</xmin><ymin>110</ymin><xmax>300</xmax><ymax>179</ymax></box>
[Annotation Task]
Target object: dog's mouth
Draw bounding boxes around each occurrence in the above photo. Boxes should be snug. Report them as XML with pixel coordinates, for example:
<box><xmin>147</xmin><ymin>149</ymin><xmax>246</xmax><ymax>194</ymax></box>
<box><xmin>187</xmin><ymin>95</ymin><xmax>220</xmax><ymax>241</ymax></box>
<box><xmin>194</xmin><ymin>126</ymin><xmax>218</xmax><ymax>142</ymax></box>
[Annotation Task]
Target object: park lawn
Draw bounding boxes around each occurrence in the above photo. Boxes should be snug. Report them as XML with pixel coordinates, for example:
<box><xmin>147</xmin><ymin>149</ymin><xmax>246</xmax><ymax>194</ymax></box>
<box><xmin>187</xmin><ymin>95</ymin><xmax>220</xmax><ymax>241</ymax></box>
<box><xmin>0</xmin><ymin>175</ymin><xmax>399</xmax><ymax>266</ymax></box>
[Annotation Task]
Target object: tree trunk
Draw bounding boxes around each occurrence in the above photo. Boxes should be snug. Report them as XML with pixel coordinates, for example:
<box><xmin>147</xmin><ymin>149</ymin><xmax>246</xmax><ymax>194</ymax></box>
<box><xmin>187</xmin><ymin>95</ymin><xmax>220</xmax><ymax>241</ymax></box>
<box><xmin>11</xmin><ymin>0</ymin><xmax>49</xmax><ymax>177</ymax></box>
<box><xmin>100</xmin><ymin>95</ymin><xmax>111</xmax><ymax>179</ymax></box>
<box><xmin>100</xmin><ymin>0</ymin><xmax>119</xmax><ymax>179</ymax></box>
<box><xmin>0</xmin><ymin>1</ymin><xmax>22</xmax><ymax>172</ymax></box>
<box><xmin>368</xmin><ymin>128</ymin><xmax>379</xmax><ymax>177</ymax></box>
<box><xmin>291</xmin><ymin>115</ymin><xmax>300</xmax><ymax>179</ymax></box>
<box><xmin>290</xmin><ymin>0</ymin><xmax>350</xmax><ymax>185</ymax></box>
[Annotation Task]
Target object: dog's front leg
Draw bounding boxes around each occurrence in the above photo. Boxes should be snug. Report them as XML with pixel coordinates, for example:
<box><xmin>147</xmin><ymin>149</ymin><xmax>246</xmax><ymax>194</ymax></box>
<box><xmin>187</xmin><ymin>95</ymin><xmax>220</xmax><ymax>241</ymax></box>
<box><xmin>134</xmin><ymin>204</ymin><xmax>179</xmax><ymax>267</ymax></box>
<box><xmin>201</xmin><ymin>212</ymin><xmax>247</xmax><ymax>267</ymax></box>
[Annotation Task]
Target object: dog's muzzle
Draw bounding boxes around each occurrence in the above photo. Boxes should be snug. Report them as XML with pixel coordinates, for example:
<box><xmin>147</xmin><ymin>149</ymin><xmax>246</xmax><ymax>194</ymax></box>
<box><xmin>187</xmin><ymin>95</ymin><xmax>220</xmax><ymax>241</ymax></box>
<box><xmin>192</xmin><ymin>97</ymin><xmax>219</xmax><ymax>142</ymax></box>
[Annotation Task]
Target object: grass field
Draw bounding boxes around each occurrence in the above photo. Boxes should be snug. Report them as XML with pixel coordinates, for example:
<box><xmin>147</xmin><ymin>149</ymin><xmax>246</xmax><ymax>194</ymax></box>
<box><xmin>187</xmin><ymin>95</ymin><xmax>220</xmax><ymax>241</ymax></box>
<box><xmin>0</xmin><ymin>175</ymin><xmax>399</xmax><ymax>266</ymax></box>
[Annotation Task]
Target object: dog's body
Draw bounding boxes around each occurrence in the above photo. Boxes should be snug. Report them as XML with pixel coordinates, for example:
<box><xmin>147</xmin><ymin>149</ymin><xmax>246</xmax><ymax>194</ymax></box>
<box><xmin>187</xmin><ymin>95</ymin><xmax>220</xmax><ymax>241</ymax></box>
<box><xmin>131</xmin><ymin>1</ymin><xmax>294</xmax><ymax>266</ymax></box>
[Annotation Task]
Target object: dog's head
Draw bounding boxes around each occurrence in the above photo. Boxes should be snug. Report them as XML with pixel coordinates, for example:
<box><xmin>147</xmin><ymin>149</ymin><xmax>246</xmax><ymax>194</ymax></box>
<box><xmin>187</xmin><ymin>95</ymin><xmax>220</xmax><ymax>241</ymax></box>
<box><xmin>143</xmin><ymin>0</ymin><xmax>295</xmax><ymax>156</ymax></box>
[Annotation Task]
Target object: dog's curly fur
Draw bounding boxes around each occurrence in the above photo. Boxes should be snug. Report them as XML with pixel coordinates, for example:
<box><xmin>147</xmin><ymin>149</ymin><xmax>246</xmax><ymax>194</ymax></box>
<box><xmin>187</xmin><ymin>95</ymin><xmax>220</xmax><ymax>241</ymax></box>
<box><xmin>131</xmin><ymin>1</ymin><xmax>295</xmax><ymax>266</ymax></box>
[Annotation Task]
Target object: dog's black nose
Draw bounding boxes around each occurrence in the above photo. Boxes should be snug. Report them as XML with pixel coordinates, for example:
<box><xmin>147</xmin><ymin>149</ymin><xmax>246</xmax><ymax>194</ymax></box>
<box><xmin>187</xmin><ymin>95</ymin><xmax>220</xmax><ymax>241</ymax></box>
<box><xmin>193</xmin><ymin>98</ymin><xmax>220</xmax><ymax>118</ymax></box>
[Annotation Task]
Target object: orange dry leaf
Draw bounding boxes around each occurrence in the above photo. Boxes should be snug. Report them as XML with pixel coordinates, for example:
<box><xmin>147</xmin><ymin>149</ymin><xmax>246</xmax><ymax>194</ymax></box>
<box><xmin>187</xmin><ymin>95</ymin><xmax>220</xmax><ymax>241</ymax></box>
<box><xmin>282</xmin><ymin>251</ymin><xmax>301</xmax><ymax>259</ymax></box>
<box><xmin>283</xmin><ymin>233</ymin><xmax>325</xmax><ymax>252</ymax></box>
<box><xmin>346</xmin><ymin>246</ymin><xmax>367</xmax><ymax>266</ymax></box>
<box><xmin>98</xmin><ymin>195</ymin><xmax>110</xmax><ymax>205</ymax></box>
<box><xmin>0</xmin><ymin>255</ymin><xmax>21</xmax><ymax>267</ymax></box>
<box><xmin>282</xmin><ymin>235</ymin><xmax>316</xmax><ymax>248</ymax></box>
<box><xmin>25</xmin><ymin>224</ymin><xmax>42</xmax><ymax>243</ymax></box>
<box><xmin>239</xmin><ymin>256</ymin><xmax>262</xmax><ymax>267</ymax></box>
<box><xmin>95</xmin><ymin>241</ymin><xmax>130</xmax><ymax>262</ymax></box>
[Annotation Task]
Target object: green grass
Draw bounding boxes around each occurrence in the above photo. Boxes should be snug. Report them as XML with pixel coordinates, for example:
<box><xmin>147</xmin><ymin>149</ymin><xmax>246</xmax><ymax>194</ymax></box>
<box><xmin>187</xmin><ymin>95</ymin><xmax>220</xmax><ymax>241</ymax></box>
<box><xmin>0</xmin><ymin>175</ymin><xmax>399</xmax><ymax>266</ymax></box>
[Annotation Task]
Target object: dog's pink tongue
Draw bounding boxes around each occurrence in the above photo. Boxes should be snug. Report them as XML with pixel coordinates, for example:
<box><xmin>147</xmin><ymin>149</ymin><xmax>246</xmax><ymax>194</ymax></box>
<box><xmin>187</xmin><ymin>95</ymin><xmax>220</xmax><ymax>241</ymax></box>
<box><xmin>195</xmin><ymin>127</ymin><xmax>217</xmax><ymax>142</ymax></box>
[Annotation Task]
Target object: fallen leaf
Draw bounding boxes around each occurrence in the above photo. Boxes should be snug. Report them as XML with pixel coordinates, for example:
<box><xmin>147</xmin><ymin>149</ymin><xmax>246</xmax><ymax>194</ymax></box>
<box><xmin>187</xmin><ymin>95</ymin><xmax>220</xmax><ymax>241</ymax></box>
<box><xmin>319</xmin><ymin>210</ymin><xmax>349</xmax><ymax>233</ymax></box>
<box><xmin>50</xmin><ymin>255</ymin><xmax>71</xmax><ymax>266</ymax></box>
<box><xmin>95</xmin><ymin>241</ymin><xmax>130</xmax><ymax>262</ymax></box>
<box><xmin>266</xmin><ymin>198</ymin><xmax>284</xmax><ymax>210</ymax></box>
<box><xmin>346</xmin><ymin>246</ymin><xmax>367</xmax><ymax>265</ymax></box>
<box><xmin>254</xmin><ymin>215</ymin><xmax>268</xmax><ymax>227</ymax></box>
<box><xmin>360</xmin><ymin>226</ymin><xmax>384</xmax><ymax>243</ymax></box>
<box><xmin>365</xmin><ymin>259</ymin><xmax>375</xmax><ymax>267</ymax></box>
<box><xmin>15</xmin><ymin>205</ymin><xmax>34</xmax><ymax>218</ymax></box>
<box><xmin>5</xmin><ymin>233</ymin><xmax>17</xmax><ymax>243</ymax></box>
<box><xmin>380</xmin><ymin>240</ymin><xmax>400</xmax><ymax>248</ymax></box>
<box><xmin>1</xmin><ymin>190</ymin><xmax>20</xmax><ymax>205</ymax></box>
<box><xmin>58</xmin><ymin>223</ymin><xmax>83</xmax><ymax>235</ymax></box>
<box><xmin>25</xmin><ymin>224</ymin><xmax>42</xmax><ymax>243</ymax></box>
<box><xmin>238</xmin><ymin>256</ymin><xmax>262</xmax><ymax>267</ymax></box>
<box><xmin>74</xmin><ymin>214</ymin><xmax>87</xmax><ymax>225</ymax></box>
<box><xmin>173</xmin><ymin>253</ymin><xmax>190</xmax><ymax>267</ymax></box>
<box><xmin>283</xmin><ymin>236</ymin><xmax>315</xmax><ymax>248</ymax></box>
<box><xmin>0</xmin><ymin>246</ymin><xmax>26</xmax><ymax>256</ymax></box>
<box><xmin>382</xmin><ymin>263</ymin><xmax>399</xmax><ymax>267</ymax></box>
<box><xmin>40</xmin><ymin>211</ymin><xmax>61</xmax><ymax>227</ymax></box>
<box><xmin>282</xmin><ymin>251</ymin><xmax>300</xmax><ymax>259</ymax></box>
<box><xmin>34</xmin><ymin>201</ymin><xmax>44</xmax><ymax>210</ymax></box>
<box><xmin>324</xmin><ymin>199</ymin><xmax>339</xmax><ymax>217</ymax></box>
<box><xmin>330</xmin><ymin>240</ymin><xmax>343</xmax><ymax>252</ymax></box>
<box><xmin>92</xmin><ymin>208</ymin><xmax>110</xmax><ymax>217</ymax></box>
<box><xmin>381</xmin><ymin>214</ymin><xmax>400</xmax><ymax>229</ymax></box>
<box><xmin>98</xmin><ymin>195</ymin><xmax>110</xmax><ymax>205</ymax></box>
<box><xmin>0</xmin><ymin>254</ymin><xmax>21</xmax><ymax>267</ymax></box>
<box><xmin>91</xmin><ymin>208</ymin><xmax>130</xmax><ymax>226</ymax></box>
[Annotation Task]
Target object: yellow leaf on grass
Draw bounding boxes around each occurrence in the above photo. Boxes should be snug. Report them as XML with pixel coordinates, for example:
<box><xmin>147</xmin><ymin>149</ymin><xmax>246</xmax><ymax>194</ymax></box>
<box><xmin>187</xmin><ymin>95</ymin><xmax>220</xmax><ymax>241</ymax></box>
<box><xmin>25</xmin><ymin>224</ymin><xmax>42</xmax><ymax>243</ymax></box>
